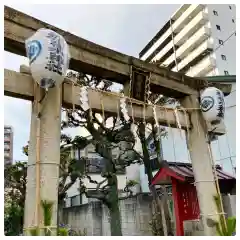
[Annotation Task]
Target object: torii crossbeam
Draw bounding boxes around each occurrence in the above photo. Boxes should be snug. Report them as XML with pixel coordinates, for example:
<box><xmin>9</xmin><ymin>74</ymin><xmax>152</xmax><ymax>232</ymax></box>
<box><xmin>4</xmin><ymin>6</ymin><xmax>231</xmax><ymax>98</ymax></box>
<box><xmin>4</xmin><ymin>66</ymin><xmax>191</xmax><ymax>129</ymax></box>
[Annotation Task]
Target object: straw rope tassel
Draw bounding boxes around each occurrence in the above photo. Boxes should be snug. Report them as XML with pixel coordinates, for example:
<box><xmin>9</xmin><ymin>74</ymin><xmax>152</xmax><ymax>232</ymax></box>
<box><xmin>116</xmin><ymin>98</ymin><xmax>120</xmax><ymax>122</ymax></box>
<box><xmin>72</xmin><ymin>78</ymin><xmax>76</xmax><ymax>112</ymax></box>
<box><xmin>67</xmin><ymin>76</ymin><xmax>203</xmax><ymax>113</ymax></box>
<box><xmin>179</xmin><ymin>107</ymin><xmax>191</xmax><ymax>162</ymax></box>
<box><xmin>129</xmin><ymin>65</ymin><xmax>135</xmax><ymax>124</ymax></box>
<box><xmin>173</xmin><ymin>107</ymin><xmax>183</xmax><ymax>139</ymax></box>
<box><xmin>100</xmin><ymin>93</ymin><xmax>105</xmax><ymax>126</ymax></box>
<box><xmin>207</xmin><ymin>142</ymin><xmax>227</xmax><ymax>229</ymax></box>
<box><xmin>164</xmin><ymin>107</ymin><xmax>177</xmax><ymax>162</ymax></box>
<box><xmin>35</xmin><ymin>82</ymin><xmax>41</xmax><ymax>229</ymax></box>
<box><xmin>87</xmin><ymin>88</ymin><xmax>93</xmax><ymax>121</ymax></box>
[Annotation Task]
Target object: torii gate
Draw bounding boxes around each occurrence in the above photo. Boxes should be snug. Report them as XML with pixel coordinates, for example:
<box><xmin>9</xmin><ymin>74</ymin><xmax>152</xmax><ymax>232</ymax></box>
<box><xmin>4</xmin><ymin>6</ymin><xmax>232</xmax><ymax>236</ymax></box>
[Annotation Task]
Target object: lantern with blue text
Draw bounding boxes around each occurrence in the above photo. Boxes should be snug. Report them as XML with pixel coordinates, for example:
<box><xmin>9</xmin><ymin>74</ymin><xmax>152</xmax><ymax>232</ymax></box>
<box><xmin>200</xmin><ymin>87</ymin><xmax>225</xmax><ymax>125</ymax></box>
<box><xmin>25</xmin><ymin>28</ymin><xmax>70</xmax><ymax>89</ymax></box>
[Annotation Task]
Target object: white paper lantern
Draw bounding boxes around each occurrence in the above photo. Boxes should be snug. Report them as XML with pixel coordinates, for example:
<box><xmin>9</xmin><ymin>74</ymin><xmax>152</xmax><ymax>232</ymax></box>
<box><xmin>25</xmin><ymin>28</ymin><xmax>70</xmax><ymax>89</ymax></box>
<box><xmin>200</xmin><ymin>87</ymin><xmax>225</xmax><ymax>124</ymax></box>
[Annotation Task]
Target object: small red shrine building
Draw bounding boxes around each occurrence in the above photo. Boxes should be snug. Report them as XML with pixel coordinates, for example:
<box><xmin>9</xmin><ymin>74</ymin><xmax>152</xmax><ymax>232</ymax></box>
<box><xmin>150</xmin><ymin>160</ymin><xmax>236</xmax><ymax>236</ymax></box>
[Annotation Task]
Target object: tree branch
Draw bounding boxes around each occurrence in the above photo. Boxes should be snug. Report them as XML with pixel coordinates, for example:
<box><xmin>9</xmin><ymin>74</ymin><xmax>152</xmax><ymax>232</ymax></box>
<box><xmin>111</xmin><ymin>116</ymin><xmax>118</xmax><ymax>133</ymax></box>
<box><xmin>92</xmin><ymin>112</ymin><xmax>109</xmax><ymax>133</ymax></box>
<box><xmin>96</xmin><ymin>179</ymin><xmax>108</xmax><ymax>191</ymax></box>
<box><xmin>85</xmin><ymin>191</ymin><xmax>105</xmax><ymax>200</ymax></box>
<box><xmin>86</xmin><ymin>175</ymin><xmax>99</xmax><ymax>185</ymax></box>
<box><xmin>118</xmin><ymin>186</ymin><xmax>134</xmax><ymax>200</ymax></box>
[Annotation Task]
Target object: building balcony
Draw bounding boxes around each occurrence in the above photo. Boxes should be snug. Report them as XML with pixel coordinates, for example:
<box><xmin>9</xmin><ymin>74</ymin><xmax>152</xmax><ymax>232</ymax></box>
<box><xmin>4</xmin><ymin>137</ymin><xmax>11</xmax><ymax>142</ymax></box>
<box><xmin>171</xmin><ymin>4</ymin><xmax>191</xmax><ymax>21</ymax></box>
<box><xmin>174</xmin><ymin>11</ymin><xmax>209</xmax><ymax>47</ymax></box>
<box><xmin>185</xmin><ymin>55</ymin><xmax>216</xmax><ymax>77</ymax></box>
<box><xmin>162</xmin><ymin>26</ymin><xmax>211</xmax><ymax>67</ymax></box>
<box><xmin>151</xmin><ymin>11</ymin><xmax>209</xmax><ymax>64</ymax></box>
<box><xmin>4</xmin><ymin>128</ymin><xmax>12</xmax><ymax>133</ymax></box>
<box><xmin>171</xmin><ymin>4</ymin><xmax>206</xmax><ymax>34</ymax></box>
<box><xmin>141</xmin><ymin>5</ymin><xmax>206</xmax><ymax>61</ymax></box>
<box><xmin>4</xmin><ymin>159</ymin><xmax>12</xmax><ymax>166</ymax></box>
<box><xmin>4</xmin><ymin>152</ymin><xmax>10</xmax><ymax>158</ymax></box>
<box><xmin>171</xmin><ymin>39</ymin><xmax>214</xmax><ymax>72</ymax></box>
<box><xmin>4</xmin><ymin>145</ymin><xmax>10</xmax><ymax>150</ymax></box>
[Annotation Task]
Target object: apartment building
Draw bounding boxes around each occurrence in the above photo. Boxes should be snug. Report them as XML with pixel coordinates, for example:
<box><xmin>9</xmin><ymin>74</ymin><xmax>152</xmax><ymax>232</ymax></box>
<box><xmin>4</xmin><ymin>125</ymin><xmax>13</xmax><ymax>166</ymax></box>
<box><xmin>139</xmin><ymin>4</ymin><xmax>236</xmax><ymax>175</ymax></box>
<box><xmin>139</xmin><ymin>4</ymin><xmax>236</xmax><ymax>77</ymax></box>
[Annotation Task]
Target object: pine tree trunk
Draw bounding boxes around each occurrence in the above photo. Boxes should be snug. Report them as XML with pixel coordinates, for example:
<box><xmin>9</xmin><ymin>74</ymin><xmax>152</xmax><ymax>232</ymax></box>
<box><xmin>109</xmin><ymin>201</ymin><xmax>122</xmax><ymax>236</ymax></box>
<box><xmin>103</xmin><ymin>146</ymin><xmax>122</xmax><ymax>236</ymax></box>
<box><xmin>107</xmin><ymin>171</ymin><xmax>122</xmax><ymax>236</ymax></box>
<box><xmin>57</xmin><ymin>202</ymin><xmax>63</xmax><ymax>226</ymax></box>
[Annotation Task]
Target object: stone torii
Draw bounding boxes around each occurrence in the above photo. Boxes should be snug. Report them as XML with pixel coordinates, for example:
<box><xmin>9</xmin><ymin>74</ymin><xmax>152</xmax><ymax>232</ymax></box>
<box><xmin>4</xmin><ymin>6</ymin><xmax>231</xmax><ymax>235</ymax></box>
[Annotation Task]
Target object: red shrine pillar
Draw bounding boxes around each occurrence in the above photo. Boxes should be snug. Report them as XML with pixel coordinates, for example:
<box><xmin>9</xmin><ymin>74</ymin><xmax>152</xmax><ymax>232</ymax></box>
<box><xmin>171</xmin><ymin>178</ymin><xmax>184</xmax><ymax>236</ymax></box>
<box><xmin>171</xmin><ymin>178</ymin><xmax>200</xmax><ymax>236</ymax></box>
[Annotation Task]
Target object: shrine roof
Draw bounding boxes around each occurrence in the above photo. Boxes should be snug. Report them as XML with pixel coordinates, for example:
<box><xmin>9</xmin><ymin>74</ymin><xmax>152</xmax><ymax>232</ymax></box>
<box><xmin>151</xmin><ymin>160</ymin><xmax>235</xmax><ymax>186</ymax></box>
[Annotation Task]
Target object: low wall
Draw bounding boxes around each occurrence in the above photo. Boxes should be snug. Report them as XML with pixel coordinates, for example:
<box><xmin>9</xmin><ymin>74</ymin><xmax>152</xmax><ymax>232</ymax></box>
<box><xmin>62</xmin><ymin>194</ymin><xmax>236</xmax><ymax>236</ymax></box>
<box><xmin>62</xmin><ymin>194</ymin><xmax>153</xmax><ymax>236</ymax></box>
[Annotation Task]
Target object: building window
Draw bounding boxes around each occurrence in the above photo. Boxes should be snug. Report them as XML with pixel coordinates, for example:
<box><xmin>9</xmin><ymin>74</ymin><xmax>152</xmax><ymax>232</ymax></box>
<box><xmin>4</xmin><ymin>133</ymin><xmax>10</xmax><ymax>138</ymax></box>
<box><xmin>70</xmin><ymin>195</ymin><xmax>80</xmax><ymax>207</ymax></box>
<box><xmin>221</xmin><ymin>55</ymin><xmax>227</xmax><ymax>61</ymax></box>
<box><xmin>5</xmin><ymin>128</ymin><xmax>11</xmax><ymax>133</ymax></box>
<box><xmin>229</xmin><ymin>5</ymin><xmax>232</xmax><ymax>9</ymax></box>
<box><xmin>216</xmin><ymin>25</ymin><xmax>221</xmax><ymax>31</ymax></box>
<box><xmin>219</xmin><ymin>39</ymin><xmax>224</xmax><ymax>45</ymax></box>
<box><xmin>145</xmin><ymin>158</ymin><xmax>161</xmax><ymax>173</ymax></box>
<box><xmin>213</xmin><ymin>10</ymin><xmax>218</xmax><ymax>16</ymax></box>
<box><xmin>224</xmin><ymin>70</ymin><xmax>229</xmax><ymax>75</ymax></box>
<box><xmin>232</xmin><ymin>19</ymin><xmax>235</xmax><ymax>23</ymax></box>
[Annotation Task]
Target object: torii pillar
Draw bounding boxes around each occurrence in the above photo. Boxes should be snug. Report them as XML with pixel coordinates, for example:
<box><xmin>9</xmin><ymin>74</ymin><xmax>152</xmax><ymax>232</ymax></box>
<box><xmin>181</xmin><ymin>95</ymin><xmax>218</xmax><ymax>236</ymax></box>
<box><xmin>24</xmin><ymin>83</ymin><xmax>62</xmax><ymax>235</ymax></box>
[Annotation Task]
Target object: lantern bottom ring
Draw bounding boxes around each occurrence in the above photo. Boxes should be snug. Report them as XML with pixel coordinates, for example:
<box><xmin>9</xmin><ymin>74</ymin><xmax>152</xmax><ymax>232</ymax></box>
<box><xmin>40</xmin><ymin>78</ymin><xmax>56</xmax><ymax>89</ymax></box>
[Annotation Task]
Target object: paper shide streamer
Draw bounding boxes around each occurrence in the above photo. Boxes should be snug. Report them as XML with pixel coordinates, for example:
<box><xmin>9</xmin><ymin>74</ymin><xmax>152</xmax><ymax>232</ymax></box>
<box><xmin>79</xmin><ymin>86</ymin><xmax>90</xmax><ymax>111</ymax></box>
<box><xmin>119</xmin><ymin>95</ymin><xmax>130</xmax><ymax>122</ymax></box>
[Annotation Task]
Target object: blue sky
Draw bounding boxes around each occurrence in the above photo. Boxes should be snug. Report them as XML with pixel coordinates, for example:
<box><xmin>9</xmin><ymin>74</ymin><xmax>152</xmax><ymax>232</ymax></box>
<box><xmin>4</xmin><ymin>4</ymin><xmax>180</xmax><ymax>161</ymax></box>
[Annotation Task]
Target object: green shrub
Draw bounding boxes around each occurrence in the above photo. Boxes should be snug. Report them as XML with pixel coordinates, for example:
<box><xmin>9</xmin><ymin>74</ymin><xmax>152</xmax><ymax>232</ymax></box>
<box><xmin>207</xmin><ymin>194</ymin><xmax>236</xmax><ymax>236</ymax></box>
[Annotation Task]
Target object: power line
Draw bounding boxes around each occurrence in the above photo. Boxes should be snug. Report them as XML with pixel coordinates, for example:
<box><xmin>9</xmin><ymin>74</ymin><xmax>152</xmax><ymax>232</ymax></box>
<box><xmin>226</xmin><ymin>104</ymin><xmax>236</xmax><ymax>109</ymax></box>
<box><xmin>197</xmin><ymin>30</ymin><xmax>236</xmax><ymax>81</ymax></box>
<box><xmin>215</xmin><ymin>156</ymin><xmax>236</xmax><ymax>162</ymax></box>
<box><xmin>213</xmin><ymin>31</ymin><xmax>236</xmax><ymax>53</ymax></box>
